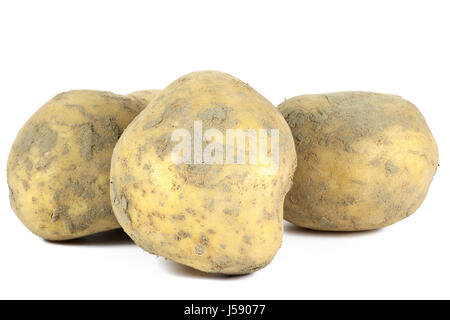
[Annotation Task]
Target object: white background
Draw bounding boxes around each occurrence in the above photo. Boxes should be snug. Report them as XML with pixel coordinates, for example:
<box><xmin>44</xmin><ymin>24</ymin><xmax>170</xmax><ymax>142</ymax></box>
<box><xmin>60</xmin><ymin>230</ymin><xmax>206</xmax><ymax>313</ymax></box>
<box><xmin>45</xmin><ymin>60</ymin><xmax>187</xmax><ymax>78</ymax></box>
<box><xmin>0</xmin><ymin>0</ymin><xmax>448</xmax><ymax>299</ymax></box>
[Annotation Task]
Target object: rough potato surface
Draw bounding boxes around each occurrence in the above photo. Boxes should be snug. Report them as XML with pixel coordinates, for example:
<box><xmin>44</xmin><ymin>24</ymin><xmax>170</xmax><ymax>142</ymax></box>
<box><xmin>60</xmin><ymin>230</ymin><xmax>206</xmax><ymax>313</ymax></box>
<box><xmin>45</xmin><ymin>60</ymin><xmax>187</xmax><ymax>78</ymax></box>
<box><xmin>127</xmin><ymin>89</ymin><xmax>161</xmax><ymax>107</ymax></box>
<box><xmin>279</xmin><ymin>92</ymin><xmax>439</xmax><ymax>231</ymax></box>
<box><xmin>111</xmin><ymin>71</ymin><xmax>296</xmax><ymax>274</ymax></box>
<box><xmin>7</xmin><ymin>90</ymin><xmax>148</xmax><ymax>240</ymax></box>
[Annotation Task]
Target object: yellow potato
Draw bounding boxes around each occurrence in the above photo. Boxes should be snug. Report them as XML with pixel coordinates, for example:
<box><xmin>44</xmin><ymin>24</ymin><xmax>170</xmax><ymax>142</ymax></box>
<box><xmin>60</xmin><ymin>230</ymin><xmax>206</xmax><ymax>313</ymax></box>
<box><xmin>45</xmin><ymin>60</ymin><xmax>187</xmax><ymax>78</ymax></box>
<box><xmin>127</xmin><ymin>89</ymin><xmax>161</xmax><ymax>106</ymax></box>
<box><xmin>110</xmin><ymin>71</ymin><xmax>296</xmax><ymax>274</ymax></box>
<box><xmin>7</xmin><ymin>90</ymin><xmax>151</xmax><ymax>240</ymax></box>
<box><xmin>279</xmin><ymin>92</ymin><xmax>439</xmax><ymax>231</ymax></box>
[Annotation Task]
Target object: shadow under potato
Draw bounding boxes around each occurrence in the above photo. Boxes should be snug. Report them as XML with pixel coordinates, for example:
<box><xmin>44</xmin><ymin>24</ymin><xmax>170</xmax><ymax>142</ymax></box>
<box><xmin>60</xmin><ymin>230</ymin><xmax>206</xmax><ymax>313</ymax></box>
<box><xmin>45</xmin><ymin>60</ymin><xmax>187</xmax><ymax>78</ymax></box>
<box><xmin>283</xmin><ymin>221</ymin><xmax>383</xmax><ymax>238</ymax></box>
<box><xmin>45</xmin><ymin>229</ymin><xmax>134</xmax><ymax>246</ymax></box>
<box><xmin>165</xmin><ymin>260</ymin><xmax>253</xmax><ymax>280</ymax></box>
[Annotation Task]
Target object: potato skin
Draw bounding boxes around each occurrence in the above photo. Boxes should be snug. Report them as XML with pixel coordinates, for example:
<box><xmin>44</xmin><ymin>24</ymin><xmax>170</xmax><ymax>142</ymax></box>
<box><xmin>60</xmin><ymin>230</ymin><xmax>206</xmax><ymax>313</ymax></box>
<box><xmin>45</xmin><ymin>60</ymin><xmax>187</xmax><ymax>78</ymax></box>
<box><xmin>7</xmin><ymin>90</ymin><xmax>148</xmax><ymax>240</ymax></box>
<box><xmin>110</xmin><ymin>71</ymin><xmax>296</xmax><ymax>274</ymax></box>
<box><xmin>279</xmin><ymin>92</ymin><xmax>439</xmax><ymax>231</ymax></box>
<box><xmin>127</xmin><ymin>89</ymin><xmax>161</xmax><ymax>107</ymax></box>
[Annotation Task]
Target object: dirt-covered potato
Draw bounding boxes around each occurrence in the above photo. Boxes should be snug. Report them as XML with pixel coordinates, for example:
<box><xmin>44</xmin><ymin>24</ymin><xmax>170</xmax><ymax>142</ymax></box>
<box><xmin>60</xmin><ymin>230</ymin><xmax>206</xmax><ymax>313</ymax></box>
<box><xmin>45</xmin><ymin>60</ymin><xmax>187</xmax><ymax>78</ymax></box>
<box><xmin>279</xmin><ymin>92</ymin><xmax>439</xmax><ymax>231</ymax></box>
<box><xmin>127</xmin><ymin>89</ymin><xmax>161</xmax><ymax>106</ymax></box>
<box><xmin>110</xmin><ymin>71</ymin><xmax>296</xmax><ymax>274</ymax></box>
<box><xmin>7</xmin><ymin>90</ymin><xmax>151</xmax><ymax>240</ymax></box>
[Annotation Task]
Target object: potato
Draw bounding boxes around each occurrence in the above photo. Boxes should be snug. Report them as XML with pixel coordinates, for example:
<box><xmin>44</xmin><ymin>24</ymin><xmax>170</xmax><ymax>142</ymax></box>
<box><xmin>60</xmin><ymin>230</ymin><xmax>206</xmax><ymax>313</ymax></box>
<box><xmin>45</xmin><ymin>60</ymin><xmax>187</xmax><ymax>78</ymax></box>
<box><xmin>279</xmin><ymin>92</ymin><xmax>439</xmax><ymax>231</ymax></box>
<box><xmin>110</xmin><ymin>71</ymin><xmax>296</xmax><ymax>274</ymax></box>
<box><xmin>127</xmin><ymin>89</ymin><xmax>161</xmax><ymax>106</ymax></box>
<box><xmin>7</xmin><ymin>90</ymin><xmax>153</xmax><ymax>240</ymax></box>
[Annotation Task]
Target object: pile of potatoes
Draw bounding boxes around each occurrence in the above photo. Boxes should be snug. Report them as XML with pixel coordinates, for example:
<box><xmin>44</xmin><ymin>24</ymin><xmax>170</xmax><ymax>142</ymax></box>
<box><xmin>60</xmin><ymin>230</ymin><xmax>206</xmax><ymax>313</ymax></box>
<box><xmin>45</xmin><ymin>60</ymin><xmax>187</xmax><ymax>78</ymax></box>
<box><xmin>7</xmin><ymin>71</ymin><xmax>438</xmax><ymax>275</ymax></box>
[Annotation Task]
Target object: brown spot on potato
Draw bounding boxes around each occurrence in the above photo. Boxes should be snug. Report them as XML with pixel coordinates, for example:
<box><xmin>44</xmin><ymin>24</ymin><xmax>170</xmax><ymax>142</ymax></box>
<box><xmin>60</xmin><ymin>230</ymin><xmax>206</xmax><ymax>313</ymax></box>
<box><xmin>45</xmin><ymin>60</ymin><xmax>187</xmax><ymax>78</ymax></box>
<box><xmin>223</xmin><ymin>208</ymin><xmax>239</xmax><ymax>216</ymax></box>
<box><xmin>15</xmin><ymin>122</ymin><xmax>58</xmax><ymax>156</ymax></box>
<box><xmin>65</xmin><ymin>174</ymin><xmax>97</xmax><ymax>199</ymax></box>
<box><xmin>194</xmin><ymin>244</ymin><xmax>205</xmax><ymax>256</ymax></box>
<box><xmin>142</xmin><ymin>116</ymin><xmax>163</xmax><ymax>130</ymax></box>
<box><xmin>200</xmin><ymin>235</ymin><xmax>208</xmax><ymax>246</ymax></box>
<box><xmin>78</xmin><ymin>123</ymin><xmax>95</xmax><ymax>161</ymax></box>
<box><xmin>154</xmin><ymin>134</ymin><xmax>171</xmax><ymax>159</ymax></box>
<box><xmin>243</xmin><ymin>235</ymin><xmax>252</xmax><ymax>245</ymax></box>
<box><xmin>385</xmin><ymin>160</ymin><xmax>398</xmax><ymax>175</ymax></box>
<box><xmin>35</xmin><ymin>152</ymin><xmax>56</xmax><ymax>170</ymax></box>
<box><xmin>174</xmin><ymin>231</ymin><xmax>191</xmax><ymax>240</ymax></box>
<box><xmin>21</xmin><ymin>180</ymin><xmax>29</xmax><ymax>191</ymax></box>
<box><xmin>197</xmin><ymin>106</ymin><xmax>232</xmax><ymax>127</ymax></box>
<box><xmin>78</xmin><ymin>118</ymin><xmax>120</xmax><ymax>161</ymax></box>
<box><xmin>119</xmin><ymin>194</ymin><xmax>131</xmax><ymax>225</ymax></box>
<box><xmin>185</xmin><ymin>208</ymin><xmax>197</xmax><ymax>215</ymax></box>
<box><xmin>51</xmin><ymin>206</ymin><xmax>67</xmax><ymax>222</ymax></box>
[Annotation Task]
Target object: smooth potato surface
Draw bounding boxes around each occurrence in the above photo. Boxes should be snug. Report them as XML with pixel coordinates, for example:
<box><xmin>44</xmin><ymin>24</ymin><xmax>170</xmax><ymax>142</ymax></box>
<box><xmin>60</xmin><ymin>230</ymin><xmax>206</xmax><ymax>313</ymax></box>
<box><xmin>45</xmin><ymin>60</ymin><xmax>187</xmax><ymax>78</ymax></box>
<box><xmin>279</xmin><ymin>92</ymin><xmax>438</xmax><ymax>231</ymax></box>
<box><xmin>7</xmin><ymin>90</ymin><xmax>148</xmax><ymax>240</ymax></box>
<box><xmin>110</xmin><ymin>71</ymin><xmax>296</xmax><ymax>274</ymax></box>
